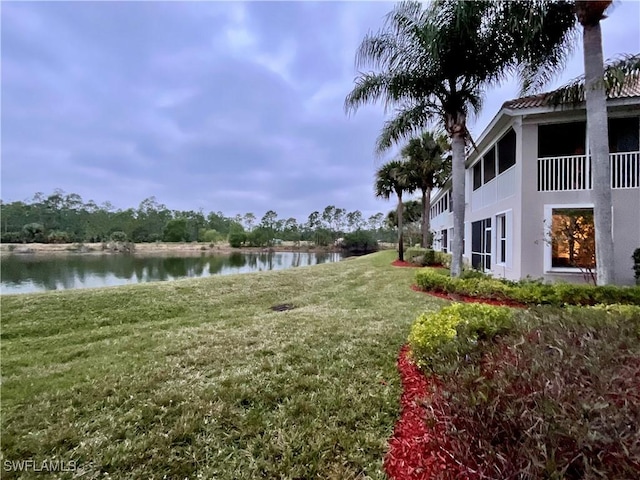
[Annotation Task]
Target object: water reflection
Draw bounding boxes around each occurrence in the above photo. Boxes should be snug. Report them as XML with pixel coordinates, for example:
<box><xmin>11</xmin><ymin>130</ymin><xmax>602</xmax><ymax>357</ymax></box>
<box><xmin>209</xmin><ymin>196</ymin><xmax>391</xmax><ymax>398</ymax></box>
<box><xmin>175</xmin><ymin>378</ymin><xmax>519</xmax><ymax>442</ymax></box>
<box><xmin>1</xmin><ymin>251</ymin><xmax>344</xmax><ymax>294</ymax></box>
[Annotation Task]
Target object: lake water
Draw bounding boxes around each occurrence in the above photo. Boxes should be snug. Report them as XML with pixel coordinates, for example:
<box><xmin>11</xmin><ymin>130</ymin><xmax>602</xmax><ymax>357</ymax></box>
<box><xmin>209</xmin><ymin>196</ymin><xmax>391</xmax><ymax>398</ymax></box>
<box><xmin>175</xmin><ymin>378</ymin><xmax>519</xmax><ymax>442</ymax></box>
<box><xmin>1</xmin><ymin>251</ymin><xmax>344</xmax><ymax>295</ymax></box>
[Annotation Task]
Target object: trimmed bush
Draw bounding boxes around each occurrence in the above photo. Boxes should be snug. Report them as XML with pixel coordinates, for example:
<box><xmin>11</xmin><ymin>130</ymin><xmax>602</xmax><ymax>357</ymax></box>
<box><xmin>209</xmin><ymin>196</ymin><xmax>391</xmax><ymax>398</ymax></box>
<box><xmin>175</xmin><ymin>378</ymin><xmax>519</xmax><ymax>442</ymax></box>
<box><xmin>434</xmin><ymin>251</ymin><xmax>452</xmax><ymax>268</ymax></box>
<box><xmin>408</xmin><ymin>303</ymin><xmax>514</xmax><ymax>370</ymax></box>
<box><xmin>406</xmin><ymin>247</ymin><xmax>436</xmax><ymax>266</ymax></box>
<box><xmin>634</xmin><ymin>247</ymin><xmax>640</xmax><ymax>285</ymax></box>
<box><xmin>415</xmin><ymin>269</ymin><xmax>640</xmax><ymax>306</ymax></box>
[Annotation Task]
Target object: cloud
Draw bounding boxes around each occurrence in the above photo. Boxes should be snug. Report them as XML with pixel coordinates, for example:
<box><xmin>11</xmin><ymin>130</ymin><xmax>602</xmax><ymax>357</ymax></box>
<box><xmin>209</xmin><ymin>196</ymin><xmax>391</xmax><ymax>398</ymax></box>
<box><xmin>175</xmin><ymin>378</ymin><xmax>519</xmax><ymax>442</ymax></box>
<box><xmin>2</xmin><ymin>0</ymin><xmax>638</xmax><ymax>224</ymax></box>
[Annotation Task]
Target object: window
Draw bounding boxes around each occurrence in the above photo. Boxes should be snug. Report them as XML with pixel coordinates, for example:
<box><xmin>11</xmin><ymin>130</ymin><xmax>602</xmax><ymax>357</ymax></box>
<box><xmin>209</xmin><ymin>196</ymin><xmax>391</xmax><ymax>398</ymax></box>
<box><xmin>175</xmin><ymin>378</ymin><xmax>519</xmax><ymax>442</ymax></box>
<box><xmin>471</xmin><ymin>218</ymin><xmax>491</xmax><ymax>271</ymax></box>
<box><xmin>538</xmin><ymin>122</ymin><xmax>586</xmax><ymax>158</ymax></box>
<box><xmin>498</xmin><ymin>129</ymin><xmax>516</xmax><ymax>173</ymax></box>
<box><xmin>473</xmin><ymin>163</ymin><xmax>482</xmax><ymax>190</ymax></box>
<box><xmin>497</xmin><ymin>214</ymin><xmax>507</xmax><ymax>264</ymax></box>
<box><xmin>483</xmin><ymin>147</ymin><xmax>496</xmax><ymax>182</ymax></box>
<box><xmin>441</xmin><ymin>229</ymin><xmax>448</xmax><ymax>253</ymax></box>
<box><xmin>448</xmin><ymin>190</ymin><xmax>453</xmax><ymax>212</ymax></box>
<box><xmin>609</xmin><ymin>117</ymin><xmax>639</xmax><ymax>153</ymax></box>
<box><xmin>550</xmin><ymin>208</ymin><xmax>595</xmax><ymax>269</ymax></box>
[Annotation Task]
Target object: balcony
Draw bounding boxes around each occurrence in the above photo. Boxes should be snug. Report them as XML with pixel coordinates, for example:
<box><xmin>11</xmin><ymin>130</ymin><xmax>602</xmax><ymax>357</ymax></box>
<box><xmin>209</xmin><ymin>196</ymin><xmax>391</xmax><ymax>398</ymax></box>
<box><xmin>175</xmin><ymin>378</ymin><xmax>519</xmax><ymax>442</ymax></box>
<box><xmin>537</xmin><ymin>151</ymin><xmax>639</xmax><ymax>192</ymax></box>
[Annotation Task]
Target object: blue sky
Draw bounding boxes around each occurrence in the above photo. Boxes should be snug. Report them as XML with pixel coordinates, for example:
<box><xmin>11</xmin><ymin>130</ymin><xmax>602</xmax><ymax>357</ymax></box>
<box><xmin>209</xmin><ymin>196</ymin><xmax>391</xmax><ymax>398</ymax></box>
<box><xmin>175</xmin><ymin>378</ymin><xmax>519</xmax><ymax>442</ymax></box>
<box><xmin>2</xmin><ymin>1</ymin><xmax>639</xmax><ymax>222</ymax></box>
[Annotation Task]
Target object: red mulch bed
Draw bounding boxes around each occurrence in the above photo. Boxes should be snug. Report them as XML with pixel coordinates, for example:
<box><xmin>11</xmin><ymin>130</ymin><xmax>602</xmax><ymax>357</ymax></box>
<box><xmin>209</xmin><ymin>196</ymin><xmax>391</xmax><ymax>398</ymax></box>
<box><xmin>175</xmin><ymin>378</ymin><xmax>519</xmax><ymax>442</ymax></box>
<box><xmin>392</xmin><ymin>260</ymin><xmax>446</xmax><ymax>269</ymax></box>
<box><xmin>392</xmin><ymin>260</ymin><xmax>420</xmax><ymax>268</ymax></box>
<box><xmin>384</xmin><ymin>345</ymin><xmax>458</xmax><ymax>479</ymax></box>
<box><xmin>410</xmin><ymin>285</ymin><xmax>527</xmax><ymax>308</ymax></box>
<box><xmin>384</xmin><ymin>289</ymin><xmax>526</xmax><ymax>479</ymax></box>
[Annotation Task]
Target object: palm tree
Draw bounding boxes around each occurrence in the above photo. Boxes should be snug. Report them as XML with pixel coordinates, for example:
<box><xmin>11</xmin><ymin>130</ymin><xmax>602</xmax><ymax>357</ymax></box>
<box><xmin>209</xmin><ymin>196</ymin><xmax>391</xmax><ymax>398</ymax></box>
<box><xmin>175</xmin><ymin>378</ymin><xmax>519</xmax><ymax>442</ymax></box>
<box><xmin>345</xmin><ymin>0</ymin><xmax>575</xmax><ymax>276</ymax></box>
<box><xmin>573</xmin><ymin>1</ymin><xmax>613</xmax><ymax>285</ymax></box>
<box><xmin>375</xmin><ymin>159</ymin><xmax>413</xmax><ymax>261</ymax></box>
<box><xmin>402</xmin><ymin>132</ymin><xmax>450</xmax><ymax>248</ymax></box>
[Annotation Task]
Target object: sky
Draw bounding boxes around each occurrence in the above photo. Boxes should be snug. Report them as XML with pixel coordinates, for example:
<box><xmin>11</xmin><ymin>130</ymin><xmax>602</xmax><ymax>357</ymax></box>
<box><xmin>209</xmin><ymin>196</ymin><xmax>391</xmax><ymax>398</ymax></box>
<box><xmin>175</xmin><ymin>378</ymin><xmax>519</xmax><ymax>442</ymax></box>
<box><xmin>2</xmin><ymin>0</ymin><xmax>639</xmax><ymax>223</ymax></box>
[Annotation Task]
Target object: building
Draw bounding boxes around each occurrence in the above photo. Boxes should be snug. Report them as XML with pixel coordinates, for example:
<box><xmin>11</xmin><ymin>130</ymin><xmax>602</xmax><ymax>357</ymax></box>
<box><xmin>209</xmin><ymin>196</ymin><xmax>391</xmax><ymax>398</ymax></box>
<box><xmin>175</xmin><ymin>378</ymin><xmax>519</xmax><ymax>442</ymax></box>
<box><xmin>430</xmin><ymin>83</ymin><xmax>640</xmax><ymax>285</ymax></box>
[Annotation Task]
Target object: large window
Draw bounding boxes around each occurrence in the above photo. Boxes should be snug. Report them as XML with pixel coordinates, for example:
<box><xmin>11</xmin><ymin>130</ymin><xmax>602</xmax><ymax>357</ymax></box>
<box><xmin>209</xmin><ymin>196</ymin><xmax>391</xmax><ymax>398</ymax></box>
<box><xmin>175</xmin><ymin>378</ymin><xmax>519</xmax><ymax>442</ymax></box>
<box><xmin>609</xmin><ymin>117</ymin><xmax>639</xmax><ymax>153</ymax></box>
<box><xmin>551</xmin><ymin>208</ymin><xmax>595</xmax><ymax>269</ymax></box>
<box><xmin>497</xmin><ymin>129</ymin><xmax>516</xmax><ymax>173</ymax></box>
<box><xmin>538</xmin><ymin>122</ymin><xmax>586</xmax><ymax>158</ymax></box>
<box><xmin>471</xmin><ymin>218</ymin><xmax>491</xmax><ymax>271</ymax></box>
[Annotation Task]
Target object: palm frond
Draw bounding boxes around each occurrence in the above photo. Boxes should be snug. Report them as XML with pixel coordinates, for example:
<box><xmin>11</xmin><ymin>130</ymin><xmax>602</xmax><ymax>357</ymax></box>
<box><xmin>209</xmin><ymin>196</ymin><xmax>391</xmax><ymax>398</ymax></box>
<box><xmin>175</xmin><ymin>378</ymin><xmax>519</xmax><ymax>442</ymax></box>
<box><xmin>547</xmin><ymin>53</ymin><xmax>640</xmax><ymax>106</ymax></box>
<box><xmin>375</xmin><ymin>102</ymin><xmax>441</xmax><ymax>154</ymax></box>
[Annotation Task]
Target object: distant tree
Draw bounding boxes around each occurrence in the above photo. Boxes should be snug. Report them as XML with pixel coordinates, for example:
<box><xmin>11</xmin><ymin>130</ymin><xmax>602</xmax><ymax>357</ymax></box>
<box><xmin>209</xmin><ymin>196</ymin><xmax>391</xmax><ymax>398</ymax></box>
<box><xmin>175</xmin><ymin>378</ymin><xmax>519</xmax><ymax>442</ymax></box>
<box><xmin>375</xmin><ymin>159</ymin><xmax>414</xmax><ymax>261</ymax></box>
<box><xmin>22</xmin><ymin>223</ymin><xmax>45</xmax><ymax>243</ymax></box>
<box><xmin>322</xmin><ymin>206</ymin><xmax>336</xmax><ymax>232</ymax></box>
<box><xmin>346</xmin><ymin>210</ymin><xmax>364</xmax><ymax>232</ymax></box>
<box><xmin>228</xmin><ymin>223</ymin><xmax>247</xmax><ymax>248</ymax></box>
<box><xmin>163</xmin><ymin>219</ymin><xmax>188</xmax><ymax>242</ymax></box>
<box><xmin>367</xmin><ymin>212</ymin><xmax>385</xmax><ymax>232</ymax></box>
<box><xmin>243</xmin><ymin>212</ymin><xmax>256</xmax><ymax>232</ymax></box>
<box><xmin>333</xmin><ymin>207</ymin><xmax>346</xmax><ymax>234</ymax></box>
<box><xmin>403</xmin><ymin>131</ymin><xmax>450</xmax><ymax>248</ymax></box>
<box><xmin>110</xmin><ymin>231</ymin><xmax>128</xmax><ymax>242</ymax></box>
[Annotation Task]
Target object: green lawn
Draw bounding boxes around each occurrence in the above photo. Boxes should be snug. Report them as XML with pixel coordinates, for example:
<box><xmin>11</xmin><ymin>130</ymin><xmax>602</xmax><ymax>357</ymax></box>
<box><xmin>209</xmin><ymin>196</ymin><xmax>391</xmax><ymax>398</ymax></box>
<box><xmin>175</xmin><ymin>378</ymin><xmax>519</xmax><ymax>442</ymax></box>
<box><xmin>1</xmin><ymin>251</ymin><xmax>444</xmax><ymax>479</ymax></box>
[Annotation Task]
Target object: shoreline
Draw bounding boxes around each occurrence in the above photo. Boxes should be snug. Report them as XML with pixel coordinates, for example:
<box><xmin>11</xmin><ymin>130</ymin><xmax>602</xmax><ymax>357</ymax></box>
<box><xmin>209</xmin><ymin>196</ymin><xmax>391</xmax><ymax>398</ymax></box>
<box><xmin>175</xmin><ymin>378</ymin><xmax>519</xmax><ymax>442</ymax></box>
<box><xmin>0</xmin><ymin>241</ymin><xmax>344</xmax><ymax>257</ymax></box>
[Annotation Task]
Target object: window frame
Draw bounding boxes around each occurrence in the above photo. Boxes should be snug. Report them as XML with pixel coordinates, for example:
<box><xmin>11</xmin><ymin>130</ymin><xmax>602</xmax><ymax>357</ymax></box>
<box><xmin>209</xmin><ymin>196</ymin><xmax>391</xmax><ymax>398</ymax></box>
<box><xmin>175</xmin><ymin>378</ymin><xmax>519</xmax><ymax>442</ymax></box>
<box><xmin>543</xmin><ymin>203</ymin><xmax>595</xmax><ymax>273</ymax></box>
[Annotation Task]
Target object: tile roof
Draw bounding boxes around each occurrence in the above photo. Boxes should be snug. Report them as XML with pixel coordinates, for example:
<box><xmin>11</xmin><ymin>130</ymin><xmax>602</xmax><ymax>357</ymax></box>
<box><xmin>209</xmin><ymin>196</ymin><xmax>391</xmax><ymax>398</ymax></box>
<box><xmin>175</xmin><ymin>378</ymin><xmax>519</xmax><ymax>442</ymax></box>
<box><xmin>503</xmin><ymin>77</ymin><xmax>640</xmax><ymax>109</ymax></box>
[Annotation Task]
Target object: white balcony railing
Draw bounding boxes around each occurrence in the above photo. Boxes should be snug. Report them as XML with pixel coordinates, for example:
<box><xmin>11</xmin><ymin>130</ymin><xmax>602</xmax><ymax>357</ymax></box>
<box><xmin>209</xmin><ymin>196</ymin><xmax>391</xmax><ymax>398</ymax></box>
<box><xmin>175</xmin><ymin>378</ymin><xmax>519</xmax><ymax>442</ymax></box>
<box><xmin>537</xmin><ymin>151</ymin><xmax>639</xmax><ymax>191</ymax></box>
<box><xmin>611</xmin><ymin>152</ymin><xmax>640</xmax><ymax>189</ymax></box>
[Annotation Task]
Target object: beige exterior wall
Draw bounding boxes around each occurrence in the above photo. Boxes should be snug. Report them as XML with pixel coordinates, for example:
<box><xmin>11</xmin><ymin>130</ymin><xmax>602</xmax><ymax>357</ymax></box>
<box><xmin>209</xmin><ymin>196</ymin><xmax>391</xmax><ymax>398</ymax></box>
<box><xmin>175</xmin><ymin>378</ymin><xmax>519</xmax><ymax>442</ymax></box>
<box><xmin>431</xmin><ymin>102</ymin><xmax>640</xmax><ymax>285</ymax></box>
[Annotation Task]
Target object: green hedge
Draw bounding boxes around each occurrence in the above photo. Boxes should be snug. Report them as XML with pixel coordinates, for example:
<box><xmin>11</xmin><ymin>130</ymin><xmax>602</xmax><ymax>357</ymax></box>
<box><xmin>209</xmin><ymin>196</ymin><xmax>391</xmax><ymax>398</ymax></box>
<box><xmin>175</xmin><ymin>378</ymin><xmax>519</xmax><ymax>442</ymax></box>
<box><xmin>415</xmin><ymin>269</ymin><xmax>640</xmax><ymax>306</ymax></box>
<box><xmin>408</xmin><ymin>303</ymin><xmax>515</xmax><ymax>370</ymax></box>
<box><xmin>405</xmin><ymin>247</ymin><xmax>452</xmax><ymax>267</ymax></box>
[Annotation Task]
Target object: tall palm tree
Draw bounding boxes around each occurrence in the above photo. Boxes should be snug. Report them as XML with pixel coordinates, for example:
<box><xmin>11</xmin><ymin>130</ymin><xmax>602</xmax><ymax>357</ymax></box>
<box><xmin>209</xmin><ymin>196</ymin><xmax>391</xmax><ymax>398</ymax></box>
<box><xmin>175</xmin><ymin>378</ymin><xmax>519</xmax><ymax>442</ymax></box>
<box><xmin>402</xmin><ymin>131</ymin><xmax>450</xmax><ymax>248</ymax></box>
<box><xmin>345</xmin><ymin>0</ymin><xmax>575</xmax><ymax>276</ymax></box>
<box><xmin>574</xmin><ymin>0</ymin><xmax>613</xmax><ymax>285</ymax></box>
<box><xmin>375</xmin><ymin>159</ymin><xmax>413</xmax><ymax>261</ymax></box>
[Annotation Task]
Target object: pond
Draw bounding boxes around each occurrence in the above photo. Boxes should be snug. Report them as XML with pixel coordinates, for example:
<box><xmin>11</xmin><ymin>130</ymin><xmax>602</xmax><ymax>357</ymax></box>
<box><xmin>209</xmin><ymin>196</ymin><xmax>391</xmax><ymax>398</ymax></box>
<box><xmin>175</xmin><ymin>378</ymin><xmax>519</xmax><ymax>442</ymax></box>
<box><xmin>0</xmin><ymin>251</ymin><xmax>345</xmax><ymax>294</ymax></box>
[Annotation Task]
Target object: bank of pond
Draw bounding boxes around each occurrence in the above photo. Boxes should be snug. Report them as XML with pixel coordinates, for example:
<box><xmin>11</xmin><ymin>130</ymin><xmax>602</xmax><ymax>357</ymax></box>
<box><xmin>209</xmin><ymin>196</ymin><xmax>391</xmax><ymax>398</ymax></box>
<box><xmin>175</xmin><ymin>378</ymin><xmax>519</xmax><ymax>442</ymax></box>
<box><xmin>1</xmin><ymin>251</ymin><xmax>345</xmax><ymax>294</ymax></box>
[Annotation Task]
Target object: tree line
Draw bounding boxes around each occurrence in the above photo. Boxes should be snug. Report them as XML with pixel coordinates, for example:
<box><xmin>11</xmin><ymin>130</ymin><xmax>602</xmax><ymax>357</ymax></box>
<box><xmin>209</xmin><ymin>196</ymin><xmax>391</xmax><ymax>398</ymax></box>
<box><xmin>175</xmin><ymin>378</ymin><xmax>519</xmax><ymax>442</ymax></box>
<box><xmin>0</xmin><ymin>190</ymin><xmax>400</xmax><ymax>247</ymax></box>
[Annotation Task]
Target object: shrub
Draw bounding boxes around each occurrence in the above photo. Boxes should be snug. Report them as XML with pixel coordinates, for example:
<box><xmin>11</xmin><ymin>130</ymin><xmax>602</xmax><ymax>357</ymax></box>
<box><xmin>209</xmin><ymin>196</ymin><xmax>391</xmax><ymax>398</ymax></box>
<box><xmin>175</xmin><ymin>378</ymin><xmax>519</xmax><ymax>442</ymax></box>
<box><xmin>228</xmin><ymin>231</ymin><xmax>246</xmax><ymax>248</ymax></box>
<box><xmin>434</xmin><ymin>251</ymin><xmax>452</xmax><ymax>268</ymax></box>
<box><xmin>406</xmin><ymin>247</ymin><xmax>436</xmax><ymax>266</ymax></box>
<box><xmin>109</xmin><ymin>231</ymin><xmax>128</xmax><ymax>242</ymax></box>
<box><xmin>202</xmin><ymin>229</ymin><xmax>222</xmax><ymax>243</ymax></box>
<box><xmin>47</xmin><ymin>230</ymin><xmax>72</xmax><ymax>244</ymax></box>
<box><xmin>408</xmin><ymin>303</ymin><xmax>514</xmax><ymax>370</ymax></box>
<box><xmin>341</xmin><ymin>230</ymin><xmax>378</xmax><ymax>254</ymax></box>
<box><xmin>634</xmin><ymin>247</ymin><xmax>640</xmax><ymax>285</ymax></box>
<box><xmin>22</xmin><ymin>223</ymin><xmax>45</xmax><ymax>243</ymax></box>
<box><xmin>415</xmin><ymin>270</ymin><xmax>640</xmax><ymax>306</ymax></box>
<box><xmin>415</xmin><ymin>268</ymin><xmax>453</xmax><ymax>292</ymax></box>
<box><xmin>427</xmin><ymin>308</ymin><xmax>640</xmax><ymax>479</ymax></box>
<box><xmin>163</xmin><ymin>219</ymin><xmax>188</xmax><ymax>242</ymax></box>
<box><xmin>1</xmin><ymin>231</ymin><xmax>23</xmax><ymax>243</ymax></box>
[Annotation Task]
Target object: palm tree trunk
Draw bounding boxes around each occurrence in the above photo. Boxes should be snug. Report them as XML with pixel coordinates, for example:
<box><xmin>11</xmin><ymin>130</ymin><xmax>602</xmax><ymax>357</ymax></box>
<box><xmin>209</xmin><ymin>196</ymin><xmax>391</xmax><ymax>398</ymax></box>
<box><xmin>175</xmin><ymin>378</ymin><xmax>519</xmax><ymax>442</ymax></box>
<box><xmin>583</xmin><ymin>20</ymin><xmax>615</xmax><ymax>284</ymax></box>
<box><xmin>397</xmin><ymin>192</ymin><xmax>404</xmax><ymax>261</ymax></box>
<box><xmin>450</xmin><ymin>129</ymin><xmax>466</xmax><ymax>276</ymax></box>
<box><xmin>421</xmin><ymin>187</ymin><xmax>432</xmax><ymax>248</ymax></box>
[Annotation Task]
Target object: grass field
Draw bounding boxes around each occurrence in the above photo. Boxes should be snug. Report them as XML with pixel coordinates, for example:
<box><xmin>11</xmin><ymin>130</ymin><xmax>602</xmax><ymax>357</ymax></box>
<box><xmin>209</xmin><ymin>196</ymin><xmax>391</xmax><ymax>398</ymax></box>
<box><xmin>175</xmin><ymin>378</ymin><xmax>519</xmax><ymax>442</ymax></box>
<box><xmin>1</xmin><ymin>250</ymin><xmax>444</xmax><ymax>479</ymax></box>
